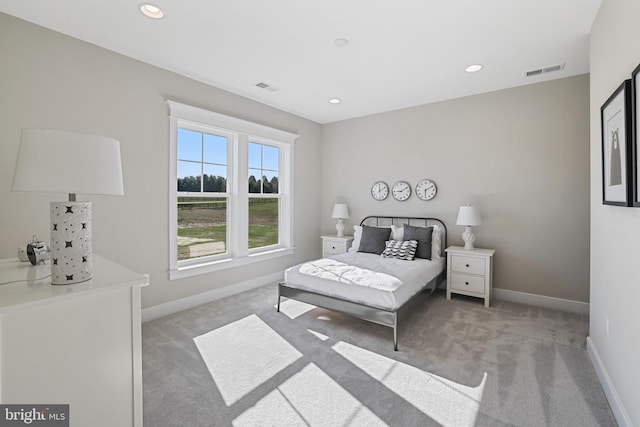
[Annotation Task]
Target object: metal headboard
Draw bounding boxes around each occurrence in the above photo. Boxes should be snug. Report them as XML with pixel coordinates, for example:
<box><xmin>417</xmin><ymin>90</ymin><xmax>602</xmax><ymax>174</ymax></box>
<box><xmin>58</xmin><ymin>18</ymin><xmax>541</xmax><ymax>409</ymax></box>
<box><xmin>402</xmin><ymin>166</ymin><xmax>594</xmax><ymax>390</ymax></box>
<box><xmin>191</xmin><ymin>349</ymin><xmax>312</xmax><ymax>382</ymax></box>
<box><xmin>359</xmin><ymin>216</ymin><xmax>448</xmax><ymax>258</ymax></box>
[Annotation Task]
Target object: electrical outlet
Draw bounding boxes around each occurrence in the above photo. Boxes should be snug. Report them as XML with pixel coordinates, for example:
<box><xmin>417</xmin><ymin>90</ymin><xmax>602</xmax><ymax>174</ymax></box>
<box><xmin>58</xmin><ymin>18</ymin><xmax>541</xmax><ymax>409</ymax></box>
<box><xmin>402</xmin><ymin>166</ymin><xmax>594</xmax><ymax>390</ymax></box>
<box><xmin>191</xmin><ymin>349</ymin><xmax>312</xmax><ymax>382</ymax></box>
<box><xmin>605</xmin><ymin>316</ymin><xmax>610</xmax><ymax>337</ymax></box>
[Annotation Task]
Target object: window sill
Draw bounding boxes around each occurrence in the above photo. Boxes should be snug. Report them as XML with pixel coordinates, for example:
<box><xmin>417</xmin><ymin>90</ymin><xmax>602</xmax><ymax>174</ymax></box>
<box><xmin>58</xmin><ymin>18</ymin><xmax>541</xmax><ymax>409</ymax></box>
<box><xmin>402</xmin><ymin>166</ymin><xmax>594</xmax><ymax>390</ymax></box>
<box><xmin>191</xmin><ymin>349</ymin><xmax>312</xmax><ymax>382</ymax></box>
<box><xmin>169</xmin><ymin>247</ymin><xmax>294</xmax><ymax>281</ymax></box>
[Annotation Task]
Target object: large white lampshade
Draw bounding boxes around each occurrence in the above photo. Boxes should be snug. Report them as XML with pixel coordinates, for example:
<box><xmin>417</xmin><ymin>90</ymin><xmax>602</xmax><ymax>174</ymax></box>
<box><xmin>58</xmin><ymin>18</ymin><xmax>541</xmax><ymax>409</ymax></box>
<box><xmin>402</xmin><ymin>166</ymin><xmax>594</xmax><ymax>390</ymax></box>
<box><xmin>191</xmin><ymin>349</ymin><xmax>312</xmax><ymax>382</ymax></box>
<box><xmin>456</xmin><ymin>205</ymin><xmax>481</xmax><ymax>250</ymax></box>
<box><xmin>12</xmin><ymin>129</ymin><xmax>124</xmax><ymax>284</ymax></box>
<box><xmin>12</xmin><ymin>129</ymin><xmax>124</xmax><ymax>196</ymax></box>
<box><xmin>331</xmin><ymin>203</ymin><xmax>350</xmax><ymax>237</ymax></box>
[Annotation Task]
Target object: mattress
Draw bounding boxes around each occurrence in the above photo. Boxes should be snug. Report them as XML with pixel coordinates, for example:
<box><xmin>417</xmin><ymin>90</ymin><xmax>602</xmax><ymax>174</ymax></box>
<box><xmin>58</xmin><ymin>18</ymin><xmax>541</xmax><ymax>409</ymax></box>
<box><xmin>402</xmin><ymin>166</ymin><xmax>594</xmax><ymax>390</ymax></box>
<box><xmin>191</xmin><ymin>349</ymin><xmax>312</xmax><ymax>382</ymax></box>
<box><xmin>284</xmin><ymin>252</ymin><xmax>445</xmax><ymax>311</ymax></box>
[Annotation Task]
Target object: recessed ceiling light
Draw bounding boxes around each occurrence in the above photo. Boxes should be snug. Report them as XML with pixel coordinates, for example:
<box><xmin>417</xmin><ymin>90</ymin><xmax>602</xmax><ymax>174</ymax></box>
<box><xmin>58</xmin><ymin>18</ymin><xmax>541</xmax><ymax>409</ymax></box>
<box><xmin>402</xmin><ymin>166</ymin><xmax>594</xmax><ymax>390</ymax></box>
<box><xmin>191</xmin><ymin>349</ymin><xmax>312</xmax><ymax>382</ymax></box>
<box><xmin>333</xmin><ymin>38</ymin><xmax>349</xmax><ymax>48</ymax></box>
<box><xmin>139</xmin><ymin>3</ymin><xmax>164</xmax><ymax>19</ymax></box>
<box><xmin>465</xmin><ymin>64</ymin><xmax>483</xmax><ymax>73</ymax></box>
<box><xmin>328</xmin><ymin>98</ymin><xmax>341</xmax><ymax>104</ymax></box>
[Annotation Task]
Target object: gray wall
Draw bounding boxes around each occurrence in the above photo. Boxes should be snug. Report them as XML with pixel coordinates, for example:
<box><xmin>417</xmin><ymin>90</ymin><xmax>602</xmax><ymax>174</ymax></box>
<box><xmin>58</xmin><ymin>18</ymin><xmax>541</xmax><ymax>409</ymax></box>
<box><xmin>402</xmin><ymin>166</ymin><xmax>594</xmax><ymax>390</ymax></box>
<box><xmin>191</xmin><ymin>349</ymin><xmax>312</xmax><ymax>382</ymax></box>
<box><xmin>0</xmin><ymin>13</ymin><xmax>322</xmax><ymax>309</ymax></box>
<box><xmin>321</xmin><ymin>74</ymin><xmax>591</xmax><ymax>302</ymax></box>
<box><xmin>590</xmin><ymin>0</ymin><xmax>640</xmax><ymax>424</ymax></box>
<box><xmin>0</xmin><ymin>12</ymin><xmax>592</xmax><ymax>309</ymax></box>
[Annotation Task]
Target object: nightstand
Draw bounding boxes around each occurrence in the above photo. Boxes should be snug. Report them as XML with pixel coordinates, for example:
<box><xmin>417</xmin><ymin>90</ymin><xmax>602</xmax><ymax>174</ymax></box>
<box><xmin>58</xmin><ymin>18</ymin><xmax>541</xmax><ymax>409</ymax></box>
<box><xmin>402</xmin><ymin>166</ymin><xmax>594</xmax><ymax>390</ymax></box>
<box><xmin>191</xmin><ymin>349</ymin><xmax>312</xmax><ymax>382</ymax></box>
<box><xmin>321</xmin><ymin>235</ymin><xmax>354</xmax><ymax>257</ymax></box>
<box><xmin>445</xmin><ymin>246</ymin><xmax>495</xmax><ymax>308</ymax></box>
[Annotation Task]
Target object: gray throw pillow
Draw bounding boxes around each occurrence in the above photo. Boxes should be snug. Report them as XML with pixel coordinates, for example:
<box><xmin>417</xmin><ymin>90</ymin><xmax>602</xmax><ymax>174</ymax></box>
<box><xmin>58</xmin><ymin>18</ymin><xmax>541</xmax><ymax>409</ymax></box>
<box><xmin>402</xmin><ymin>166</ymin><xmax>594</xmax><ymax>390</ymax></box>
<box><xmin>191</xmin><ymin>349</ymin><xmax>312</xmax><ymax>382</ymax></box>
<box><xmin>358</xmin><ymin>225</ymin><xmax>391</xmax><ymax>254</ymax></box>
<box><xmin>403</xmin><ymin>224</ymin><xmax>433</xmax><ymax>260</ymax></box>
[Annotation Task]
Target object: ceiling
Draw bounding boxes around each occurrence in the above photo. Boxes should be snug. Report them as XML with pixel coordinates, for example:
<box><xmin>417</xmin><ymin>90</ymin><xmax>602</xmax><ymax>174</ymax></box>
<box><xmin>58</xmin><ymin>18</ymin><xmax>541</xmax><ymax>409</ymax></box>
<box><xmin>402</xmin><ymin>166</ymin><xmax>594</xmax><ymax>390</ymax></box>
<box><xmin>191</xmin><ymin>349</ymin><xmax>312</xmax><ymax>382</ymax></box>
<box><xmin>0</xmin><ymin>0</ymin><xmax>601</xmax><ymax>124</ymax></box>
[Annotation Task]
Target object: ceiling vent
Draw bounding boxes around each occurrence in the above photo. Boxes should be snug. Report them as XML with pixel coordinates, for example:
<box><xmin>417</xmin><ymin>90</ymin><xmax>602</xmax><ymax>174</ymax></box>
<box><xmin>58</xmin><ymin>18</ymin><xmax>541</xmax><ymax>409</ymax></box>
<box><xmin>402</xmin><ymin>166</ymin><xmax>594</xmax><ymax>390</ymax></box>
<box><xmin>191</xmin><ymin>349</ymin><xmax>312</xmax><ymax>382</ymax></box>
<box><xmin>255</xmin><ymin>82</ymin><xmax>278</xmax><ymax>92</ymax></box>
<box><xmin>525</xmin><ymin>63</ymin><xmax>565</xmax><ymax>78</ymax></box>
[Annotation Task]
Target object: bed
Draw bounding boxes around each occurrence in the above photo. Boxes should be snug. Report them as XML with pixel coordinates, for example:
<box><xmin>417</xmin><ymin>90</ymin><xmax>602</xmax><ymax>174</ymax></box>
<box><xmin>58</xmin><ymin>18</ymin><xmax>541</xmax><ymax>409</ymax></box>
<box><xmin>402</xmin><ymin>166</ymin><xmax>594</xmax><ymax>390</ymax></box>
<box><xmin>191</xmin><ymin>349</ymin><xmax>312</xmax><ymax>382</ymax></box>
<box><xmin>277</xmin><ymin>216</ymin><xmax>447</xmax><ymax>351</ymax></box>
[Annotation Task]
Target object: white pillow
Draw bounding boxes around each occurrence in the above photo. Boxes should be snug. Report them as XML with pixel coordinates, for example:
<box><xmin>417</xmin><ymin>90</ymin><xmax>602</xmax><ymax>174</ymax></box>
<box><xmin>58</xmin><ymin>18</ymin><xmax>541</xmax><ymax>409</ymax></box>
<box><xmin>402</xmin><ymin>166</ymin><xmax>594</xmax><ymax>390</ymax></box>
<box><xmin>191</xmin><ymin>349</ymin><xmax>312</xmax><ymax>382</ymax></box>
<box><xmin>390</xmin><ymin>225</ymin><xmax>404</xmax><ymax>241</ymax></box>
<box><xmin>349</xmin><ymin>226</ymin><xmax>363</xmax><ymax>252</ymax></box>
<box><xmin>431</xmin><ymin>224</ymin><xmax>443</xmax><ymax>259</ymax></box>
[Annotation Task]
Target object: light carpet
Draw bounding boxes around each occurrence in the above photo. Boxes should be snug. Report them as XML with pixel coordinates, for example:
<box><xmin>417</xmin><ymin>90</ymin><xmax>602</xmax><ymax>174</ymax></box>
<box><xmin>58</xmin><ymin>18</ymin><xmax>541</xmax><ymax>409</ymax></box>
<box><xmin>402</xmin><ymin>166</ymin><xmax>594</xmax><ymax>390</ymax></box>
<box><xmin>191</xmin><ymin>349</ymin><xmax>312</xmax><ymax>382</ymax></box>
<box><xmin>142</xmin><ymin>285</ymin><xmax>616</xmax><ymax>426</ymax></box>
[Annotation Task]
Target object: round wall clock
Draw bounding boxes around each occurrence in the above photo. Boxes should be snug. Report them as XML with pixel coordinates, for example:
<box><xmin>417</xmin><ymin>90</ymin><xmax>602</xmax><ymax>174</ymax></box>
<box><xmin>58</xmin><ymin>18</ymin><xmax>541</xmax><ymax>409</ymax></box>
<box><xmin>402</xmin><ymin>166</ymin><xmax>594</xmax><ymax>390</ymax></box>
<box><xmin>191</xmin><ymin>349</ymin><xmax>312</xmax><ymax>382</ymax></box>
<box><xmin>392</xmin><ymin>181</ymin><xmax>411</xmax><ymax>201</ymax></box>
<box><xmin>416</xmin><ymin>179</ymin><xmax>437</xmax><ymax>201</ymax></box>
<box><xmin>371</xmin><ymin>181</ymin><xmax>389</xmax><ymax>201</ymax></box>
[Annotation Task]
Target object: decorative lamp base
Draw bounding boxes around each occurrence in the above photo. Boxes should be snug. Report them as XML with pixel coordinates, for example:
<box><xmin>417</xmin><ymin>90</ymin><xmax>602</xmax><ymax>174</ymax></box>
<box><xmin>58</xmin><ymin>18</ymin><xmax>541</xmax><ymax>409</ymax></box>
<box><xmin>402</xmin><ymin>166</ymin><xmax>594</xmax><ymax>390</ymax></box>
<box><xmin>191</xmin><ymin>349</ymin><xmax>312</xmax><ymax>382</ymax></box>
<box><xmin>336</xmin><ymin>219</ymin><xmax>345</xmax><ymax>237</ymax></box>
<box><xmin>462</xmin><ymin>226</ymin><xmax>475</xmax><ymax>250</ymax></box>
<box><xmin>50</xmin><ymin>201</ymin><xmax>92</xmax><ymax>285</ymax></box>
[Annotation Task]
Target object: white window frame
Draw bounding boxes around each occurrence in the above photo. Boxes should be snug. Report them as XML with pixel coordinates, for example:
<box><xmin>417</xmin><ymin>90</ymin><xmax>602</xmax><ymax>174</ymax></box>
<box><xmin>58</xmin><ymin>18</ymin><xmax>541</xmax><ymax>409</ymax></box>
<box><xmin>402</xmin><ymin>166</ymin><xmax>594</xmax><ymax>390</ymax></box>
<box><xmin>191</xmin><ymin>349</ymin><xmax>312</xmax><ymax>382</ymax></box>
<box><xmin>168</xmin><ymin>101</ymin><xmax>296</xmax><ymax>280</ymax></box>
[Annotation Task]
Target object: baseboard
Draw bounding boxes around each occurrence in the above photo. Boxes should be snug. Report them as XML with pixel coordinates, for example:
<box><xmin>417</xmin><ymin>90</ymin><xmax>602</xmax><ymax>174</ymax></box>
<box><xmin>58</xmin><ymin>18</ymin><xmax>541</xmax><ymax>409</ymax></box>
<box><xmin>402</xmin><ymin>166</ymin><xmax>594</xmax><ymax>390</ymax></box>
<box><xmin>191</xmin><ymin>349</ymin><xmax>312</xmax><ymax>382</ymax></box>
<box><xmin>142</xmin><ymin>271</ymin><xmax>283</xmax><ymax>322</ymax></box>
<box><xmin>492</xmin><ymin>288</ymin><xmax>589</xmax><ymax>315</ymax></box>
<box><xmin>586</xmin><ymin>336</ymin><xmax>632</xmax><ymax>427</ymax></box>
<box><xmin>144</xmin><ymin>282</ymin><xmax>588</xmax><ymax>320</ymax></box>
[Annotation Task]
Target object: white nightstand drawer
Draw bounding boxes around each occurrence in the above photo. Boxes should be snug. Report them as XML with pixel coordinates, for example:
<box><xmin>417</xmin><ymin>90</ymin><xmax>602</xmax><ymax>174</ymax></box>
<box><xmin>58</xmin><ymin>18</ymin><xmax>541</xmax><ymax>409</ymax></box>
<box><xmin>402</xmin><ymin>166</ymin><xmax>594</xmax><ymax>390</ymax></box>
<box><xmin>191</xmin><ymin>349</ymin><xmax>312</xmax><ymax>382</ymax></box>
<box><xmin>323</xmin><ymin>240</ymin><xmax>345</xmax><ymax>256</ymax></box>
<box><xmin>450</xmin><ymin>273</ymin><xmax>485</xmax><ymax>294</ymax></box>
<box><xmin>321</xmin><ymin>236</ymin><xmax>354</xmax><ymax>257</ymax></box>
<box><xmin>451</xmin><ymin>255</ymin><xmax>485</xmax><ymax>275</ymax></box>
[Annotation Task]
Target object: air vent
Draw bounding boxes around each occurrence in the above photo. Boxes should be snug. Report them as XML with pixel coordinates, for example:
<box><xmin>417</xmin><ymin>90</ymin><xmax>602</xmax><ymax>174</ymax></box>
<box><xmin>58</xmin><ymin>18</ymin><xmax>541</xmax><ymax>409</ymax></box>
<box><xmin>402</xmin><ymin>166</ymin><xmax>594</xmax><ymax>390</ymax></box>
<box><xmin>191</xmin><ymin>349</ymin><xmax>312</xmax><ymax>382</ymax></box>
<box><xmin>543</xmin><ymin>64</ymin><xmax>564</xmax><ymax>73</ymax></box>
<box><xmin>525</xmin><ymin>63</ymin><xmax>565</xmax><ymax>78</ymax></box>
<box><xmin>255</xmin><ymin>82</ymin><xmax>278</xmax><ymax>92</ymax></box>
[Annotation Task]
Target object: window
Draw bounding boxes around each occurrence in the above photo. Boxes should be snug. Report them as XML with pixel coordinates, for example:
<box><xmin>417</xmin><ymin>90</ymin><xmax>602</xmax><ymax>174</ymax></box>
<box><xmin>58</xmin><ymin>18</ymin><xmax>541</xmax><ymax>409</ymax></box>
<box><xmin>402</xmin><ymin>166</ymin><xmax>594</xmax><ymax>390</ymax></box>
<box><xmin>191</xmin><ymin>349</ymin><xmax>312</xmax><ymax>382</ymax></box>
<box><xmin>168</xmin><ymin>101</ymin><xmax>296</xmax><ymax>279</ymax></box>
<box><xmin>177</xmin><ymin>127</ymin><xmax>230</xmax><ymax>261</ymax></box>
<box><xmin>248</xmin><ymin>142</ymin><xmax>279</xmax><ymax>250</ymax></box>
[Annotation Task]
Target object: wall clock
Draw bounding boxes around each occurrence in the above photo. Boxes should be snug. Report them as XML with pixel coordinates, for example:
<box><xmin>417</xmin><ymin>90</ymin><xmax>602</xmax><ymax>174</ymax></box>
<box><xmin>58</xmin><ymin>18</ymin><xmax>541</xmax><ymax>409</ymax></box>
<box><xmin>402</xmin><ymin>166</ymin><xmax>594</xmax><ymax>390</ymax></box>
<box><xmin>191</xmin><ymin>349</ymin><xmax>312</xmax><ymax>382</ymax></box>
<box><xmin>415</xmin><ymin>179</ymin><xmax>437</xmax><ymax>201</ymax></box>
<box><xmin>371</xmin><ymin>181</ymin><xmax>389</xmax><ymax>201</ymax></box>
<box><xmin>392</xmin><ymin>181</ymin><xmax>411</xmax><ymax>201</ymax></box>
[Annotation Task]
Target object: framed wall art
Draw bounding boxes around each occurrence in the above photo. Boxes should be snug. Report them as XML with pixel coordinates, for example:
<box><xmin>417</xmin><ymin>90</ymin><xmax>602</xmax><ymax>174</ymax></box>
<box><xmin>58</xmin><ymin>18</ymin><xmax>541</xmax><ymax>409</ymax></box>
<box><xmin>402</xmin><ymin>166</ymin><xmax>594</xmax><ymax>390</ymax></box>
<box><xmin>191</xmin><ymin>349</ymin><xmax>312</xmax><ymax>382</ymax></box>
<box><xmin>601</xmin><ymin>79</ymin><xmax>632</xmax><ymax>206</ymax></box>
<box><xmin>632</xmin><ymin>63</ymin><xmax>640</xmax><ymax>206</ymax></box>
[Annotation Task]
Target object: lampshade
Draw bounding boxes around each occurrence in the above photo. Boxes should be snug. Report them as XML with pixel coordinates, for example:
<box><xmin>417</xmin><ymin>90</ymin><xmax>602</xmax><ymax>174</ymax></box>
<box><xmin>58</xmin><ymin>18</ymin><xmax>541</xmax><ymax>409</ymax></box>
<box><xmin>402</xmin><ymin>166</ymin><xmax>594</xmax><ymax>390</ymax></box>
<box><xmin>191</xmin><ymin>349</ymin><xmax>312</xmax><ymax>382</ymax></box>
<box><xmin>11</xmin><ymin>129</ymin><xmax>124</xmax><ymax>285</ymax></box>
<box><xmin>456</xmin><ymin>205</ymin><xmax>480</xmax><ymax>226</ymax></box>
<box><xmin>12</xmin><ymin>129</ymin><xmax>124</xmax><ymax>196</ymax></box>
<box><xmin>331</xmin><ymin>203</ymin><xmax>350</xmax><ymax>219</ymax></box>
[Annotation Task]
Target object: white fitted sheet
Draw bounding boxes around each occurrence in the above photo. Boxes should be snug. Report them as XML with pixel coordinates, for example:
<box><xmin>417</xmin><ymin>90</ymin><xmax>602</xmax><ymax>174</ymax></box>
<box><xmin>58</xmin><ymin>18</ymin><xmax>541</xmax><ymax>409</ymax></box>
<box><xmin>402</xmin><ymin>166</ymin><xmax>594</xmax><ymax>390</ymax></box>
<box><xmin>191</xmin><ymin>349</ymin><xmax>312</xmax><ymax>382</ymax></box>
<box><xmin>284</xmin><ymin>252</ymin><xmax>445</xmax><ymax>311</ymax></box>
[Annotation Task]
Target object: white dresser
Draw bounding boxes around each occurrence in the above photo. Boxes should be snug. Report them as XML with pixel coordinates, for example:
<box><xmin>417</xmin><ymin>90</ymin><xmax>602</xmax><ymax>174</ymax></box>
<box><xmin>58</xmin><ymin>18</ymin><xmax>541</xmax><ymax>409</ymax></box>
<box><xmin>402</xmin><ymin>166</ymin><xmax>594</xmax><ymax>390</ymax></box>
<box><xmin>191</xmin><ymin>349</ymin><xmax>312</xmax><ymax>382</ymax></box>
<box><xmin>321</xmin><ymin>235</ymin><xmax>354</xmax><ymax>257</ymax></box>
<box><xmin>0</xmin><ymin>255</ymin><xmax>148</xmax><ymax>427</ymax></box>
<box><xmin>445</xmin><ymin>246</ymin><xmax>495</xmax><ymax>308</ymax></box>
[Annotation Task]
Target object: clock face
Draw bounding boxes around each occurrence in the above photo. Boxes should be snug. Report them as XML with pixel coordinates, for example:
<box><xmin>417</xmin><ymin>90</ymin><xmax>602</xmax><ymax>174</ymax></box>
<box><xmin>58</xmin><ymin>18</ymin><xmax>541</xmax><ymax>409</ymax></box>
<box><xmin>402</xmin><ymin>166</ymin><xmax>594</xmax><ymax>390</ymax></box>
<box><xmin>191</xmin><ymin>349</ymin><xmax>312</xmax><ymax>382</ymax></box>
<box><xmin>371</xmin><ymin>181</ymin><xmax>389</xmax><ymax>201</ymax></box>
<box><xmin>416</xmin><ymin>179</ymin><xmax>437</xmax><ymax>201</ymax></box>
<box><xmin>392</xmin><ymin>181</ymin><xmax>411</xmax><ymax>201</ymax></box>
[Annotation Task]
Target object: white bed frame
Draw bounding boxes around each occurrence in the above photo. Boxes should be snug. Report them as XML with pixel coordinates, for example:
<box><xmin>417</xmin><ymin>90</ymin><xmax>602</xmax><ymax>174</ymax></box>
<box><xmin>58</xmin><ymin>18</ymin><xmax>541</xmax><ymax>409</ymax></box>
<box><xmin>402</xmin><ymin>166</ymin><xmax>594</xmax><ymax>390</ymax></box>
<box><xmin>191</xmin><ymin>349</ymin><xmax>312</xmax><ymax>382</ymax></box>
<box><xmin>277</xmin><ymin>216</ymin><xmax>447</xmax><ymax>351</ymax></box>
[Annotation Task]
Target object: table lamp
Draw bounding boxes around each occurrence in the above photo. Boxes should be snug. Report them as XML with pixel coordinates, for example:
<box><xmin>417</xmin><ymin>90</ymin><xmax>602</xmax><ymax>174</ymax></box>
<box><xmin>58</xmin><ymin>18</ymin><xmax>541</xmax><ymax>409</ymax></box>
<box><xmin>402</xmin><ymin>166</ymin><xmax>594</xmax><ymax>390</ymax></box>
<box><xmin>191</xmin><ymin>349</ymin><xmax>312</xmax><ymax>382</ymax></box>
<box><xmin>331</xmin><ymin>203</ymin><xmax>349</xmax><ymax>237</ymax></box>
<box><xmin>456</xmin><ymin>205</ymin><xmax>480</xmax><ymax>250</ymax></box>
<box><xmin>11</xmin><ymin>129</ymin><xmax>124</xmax><ymax>284</ymax></box>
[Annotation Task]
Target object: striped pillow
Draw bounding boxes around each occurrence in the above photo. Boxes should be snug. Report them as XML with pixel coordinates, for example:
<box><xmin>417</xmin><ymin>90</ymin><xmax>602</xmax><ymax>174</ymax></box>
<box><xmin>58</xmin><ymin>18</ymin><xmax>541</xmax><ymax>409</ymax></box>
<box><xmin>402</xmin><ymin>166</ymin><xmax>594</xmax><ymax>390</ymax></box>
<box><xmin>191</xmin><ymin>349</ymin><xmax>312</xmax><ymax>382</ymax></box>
<box><xmin>381</xmin><ymin>239</ymin><xmax>418</xmax><ymax>260</ymax></box>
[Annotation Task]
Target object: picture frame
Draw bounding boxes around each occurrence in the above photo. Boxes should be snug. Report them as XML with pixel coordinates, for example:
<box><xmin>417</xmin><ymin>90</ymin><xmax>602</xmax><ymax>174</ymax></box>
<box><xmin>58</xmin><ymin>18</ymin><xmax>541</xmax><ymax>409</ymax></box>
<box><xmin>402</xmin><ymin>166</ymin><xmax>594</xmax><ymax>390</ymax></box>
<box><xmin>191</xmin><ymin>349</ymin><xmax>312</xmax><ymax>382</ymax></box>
<box><xmin>632</xmin><ymin>64</ymin><xmax>640</xmax><ymax>206</ymax></box>
<box><xmin>601</xmin><ymin>79</ymin><xmax>632</xmax><ymax>206</ymax></box>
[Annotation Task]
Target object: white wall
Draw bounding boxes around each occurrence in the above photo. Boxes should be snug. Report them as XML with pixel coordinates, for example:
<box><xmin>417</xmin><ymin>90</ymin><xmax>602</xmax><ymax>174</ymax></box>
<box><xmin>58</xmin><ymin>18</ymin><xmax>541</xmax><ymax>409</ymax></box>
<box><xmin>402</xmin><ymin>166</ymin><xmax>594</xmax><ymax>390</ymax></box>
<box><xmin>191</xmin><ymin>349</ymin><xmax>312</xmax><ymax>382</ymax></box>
<box><xmin>321</xmin><ymin>75</ymin><xmax>591</xmax><ymax>303</ymax></box>
<box><xmin>589</xmin><ymin>0</ymin><xmax>640</xmax><ymax>425</ymax></box>
<box><xmin>0</xmin><ymin>13</ymin><xmax>322</xmax><ymax>309</ymax></box>
<box><xmin>0</xmin><ymin>10</ymin><xmax>594</xmax><ymax>311</ymax></box>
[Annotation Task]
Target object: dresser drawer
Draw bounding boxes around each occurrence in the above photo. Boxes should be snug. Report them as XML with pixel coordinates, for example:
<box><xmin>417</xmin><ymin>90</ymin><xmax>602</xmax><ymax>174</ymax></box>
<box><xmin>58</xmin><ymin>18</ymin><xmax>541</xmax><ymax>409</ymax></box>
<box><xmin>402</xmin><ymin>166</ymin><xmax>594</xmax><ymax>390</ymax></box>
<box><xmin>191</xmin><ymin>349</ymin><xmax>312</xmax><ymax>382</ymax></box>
<box><xmin>323</xmin><ymin>240</ymin><xmax>347</xmax><ymax>256</ymax></box>
<box><xmin>450</xmin><ymin>273</ymin><xmax>485</xmax><ymax>294</ymax></box>
<box><xmin>451</xmin><ymin>255</ymin><xmax>485</xmax><ymax>275</ymax></box>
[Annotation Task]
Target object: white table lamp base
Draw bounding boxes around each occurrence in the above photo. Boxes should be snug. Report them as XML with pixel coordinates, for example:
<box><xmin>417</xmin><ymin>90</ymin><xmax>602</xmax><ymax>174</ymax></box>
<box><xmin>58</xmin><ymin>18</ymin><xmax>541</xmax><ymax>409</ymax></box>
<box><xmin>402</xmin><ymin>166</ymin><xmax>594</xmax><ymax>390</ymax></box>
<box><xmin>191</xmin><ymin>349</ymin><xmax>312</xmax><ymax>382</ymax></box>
<box><xmin>462</xmin><ymin>225</ymin><xmax>475</xmax><ymax>250</ymax></box>
<box><xmin>50</xmin><ymin>201</ymin><xmax>92</xmax><ymax>284</ymax></box>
